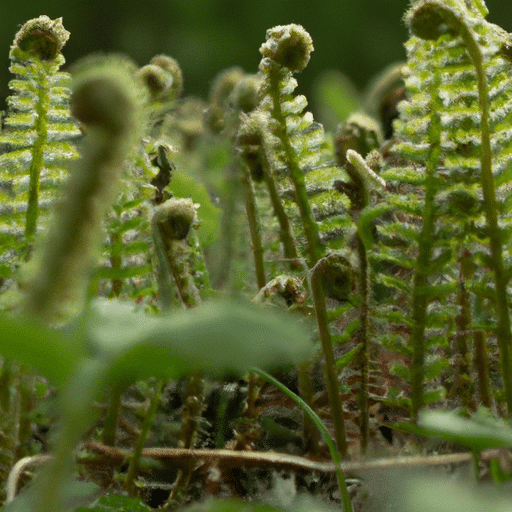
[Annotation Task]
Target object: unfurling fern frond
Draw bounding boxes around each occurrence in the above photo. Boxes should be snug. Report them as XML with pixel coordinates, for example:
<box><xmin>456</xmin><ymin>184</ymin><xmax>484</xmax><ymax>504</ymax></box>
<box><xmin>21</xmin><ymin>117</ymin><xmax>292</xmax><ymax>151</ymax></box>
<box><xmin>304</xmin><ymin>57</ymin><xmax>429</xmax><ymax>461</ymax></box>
<box><xmin>0</xmin><ymin>16</ymin><xmax>81</xmax><ymax>284</ymax></box>
<box><xmin>245</xmin><ymin>24</ymin><xmax>352</xmax><ymax>267</ymax></box>
<box><xmin>378</xmin><ymin>0</ymin><xmax>512</xmax><ymax>415</ymax></box>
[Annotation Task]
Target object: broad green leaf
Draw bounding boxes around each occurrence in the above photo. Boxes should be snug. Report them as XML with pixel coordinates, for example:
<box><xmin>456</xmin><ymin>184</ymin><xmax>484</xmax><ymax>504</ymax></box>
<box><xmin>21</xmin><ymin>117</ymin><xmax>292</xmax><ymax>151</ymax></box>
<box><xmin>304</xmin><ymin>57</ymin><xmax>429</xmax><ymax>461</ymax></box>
<box><xmin>75</xmin><ymin>493</ymin><xmax>152</xmax><ymax>511</ymax></box>
<box><xmin>0</xmin><ymin>313</ymin><xmax>84</xmax><ymax>386</ymax></box>
<box><xmin>180</xmin><ymin>498</ymin><xmax>284</xmax><ymax>512</ymax></box>
<box><xmin>392</xmin><ymin>410</ymin><xmax>512</xmax><ymax>453</ymax></box>
<box><xmin>5</xmin><ymin>478</ymin><xmax>101</xmax><ymax>512</ymax></box>
<box><xmin>365</xmin><ymin>471</ymin><xmax>509</xmax><ymax>512</ymax></box>
<box><xmin>88</xmin><ymin>299</ymin><xmax>315</xmax><ymax>385</ymax></box>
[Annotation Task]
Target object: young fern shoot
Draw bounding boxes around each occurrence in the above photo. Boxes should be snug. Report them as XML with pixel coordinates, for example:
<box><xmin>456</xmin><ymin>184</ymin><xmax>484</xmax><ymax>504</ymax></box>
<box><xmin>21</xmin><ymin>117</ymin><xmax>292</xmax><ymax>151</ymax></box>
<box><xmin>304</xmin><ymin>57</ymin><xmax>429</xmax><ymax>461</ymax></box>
<box><xmin>0</xmin><ymin>16</ymin><xmax>81</xmax><ymax>282</ymax></box>
<box><xmin>23</xmin><ymin>55</ymin><xmax>144</xmax><ymax>324</ymax></box>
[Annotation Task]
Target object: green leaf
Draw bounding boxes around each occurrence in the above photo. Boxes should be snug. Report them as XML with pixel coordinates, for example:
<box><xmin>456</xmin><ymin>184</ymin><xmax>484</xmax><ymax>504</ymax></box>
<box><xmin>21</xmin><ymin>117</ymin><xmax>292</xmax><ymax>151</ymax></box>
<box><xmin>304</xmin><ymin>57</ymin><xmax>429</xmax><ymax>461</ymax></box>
<box><xmin>312</xmin><ymin>69</ymin><xmax>362</xmax><ymax>130</ymax></box>
<box><xmin>75</xmin><ymin>493</ymin><xmax>152</xmax><ymax>511</ymax></box>
<box><xmin>335</xmin><ymin>343</ymin><xmax>363</xmax><ymax>369</ymax></box>
<box><xmin>169</xmin><ymin>171</ymin><xmax>221</xmax><ymax>247</ymax></box>
<box><xmin>392</xmin><ymin>409</ymin><xmax>512</xmax><ymax>453</ymax></box>
<box><xmin>0</xmin><ymin>313</ymin><xmax>85</xmax><ymax>386</ymax></box>
<box><xmin>180</xmin><ymin>498</ymin><xmax>285</xmax><ymax>512</ymax></box>
<box><xmin>424</xmin><ymin>357</ymin><xmax>449</xmax><ymax>381</ymax></box>
<box><xmin>88</xmin><ymin>298</ymin><xmax>315</xmax><ymax>385</ymax></box>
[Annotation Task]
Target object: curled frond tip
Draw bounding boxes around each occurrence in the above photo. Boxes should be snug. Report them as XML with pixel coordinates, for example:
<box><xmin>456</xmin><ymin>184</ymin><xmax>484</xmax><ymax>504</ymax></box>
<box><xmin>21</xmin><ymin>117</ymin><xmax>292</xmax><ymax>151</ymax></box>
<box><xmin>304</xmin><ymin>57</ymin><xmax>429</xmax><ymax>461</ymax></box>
<box><xmin>259</xmin><ymin>24</ymin><xmax>313</xmax><ymax>73</ymax></box>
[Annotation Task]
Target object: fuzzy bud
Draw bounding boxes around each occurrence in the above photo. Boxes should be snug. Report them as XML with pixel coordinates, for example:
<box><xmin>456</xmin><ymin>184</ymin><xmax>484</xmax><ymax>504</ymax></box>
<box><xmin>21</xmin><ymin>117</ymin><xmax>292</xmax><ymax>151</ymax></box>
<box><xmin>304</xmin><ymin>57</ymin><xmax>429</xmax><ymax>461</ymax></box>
<box><xmin>259</xmin><ymin>24</ymin><xmax>313</xmax><ymax>73</ymax></box>
<box><xmin>12</xmin><ymin>15</ymin><xmax>70</xmax><ymax>61</ymax></box>
<box><xmin>405</xmin><ymin>1</ymin><xmax>480</xmax><ymax>41</ymax></box>
<box><xmin>138</xmin><ymin>54</ymin><xmax>183</xmax><ymax>101</ymax></box>
<box><xmin>153</xmin><ymin>198</ymin><xmax>197</xmax><ymax>241</ymax></box>
<box><xmin>229</xmin><ymin>75</ymin><xmax>261</xmax><ymax>114</ymax></box>
<box><xmin>71</xmin><ymin>55</ymin><xmax>142</xmax><ymax>136</ymax></box>
<box><xmin>335</xmin><ymin>113</ymin><xmax>383</xmax><ymax>167</ymax></box>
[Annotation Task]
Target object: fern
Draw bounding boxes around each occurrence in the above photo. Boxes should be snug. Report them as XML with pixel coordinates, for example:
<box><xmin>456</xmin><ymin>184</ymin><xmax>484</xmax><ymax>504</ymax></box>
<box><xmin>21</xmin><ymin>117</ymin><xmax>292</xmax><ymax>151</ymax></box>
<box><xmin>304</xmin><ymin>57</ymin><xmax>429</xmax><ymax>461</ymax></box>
<box><xmin>245</xmin><ymin>24</ymin><xmax>352</xmax><ymax>267</ymax></box>
<box><xmin>377</xmin><ymin>0</ymin><xmax>512</xmax><ymax>416</ymax></box>
<box><xmin>0</xmin><ymin>16</ymin><xmax>81</xmax><ymax>284</ymax></box>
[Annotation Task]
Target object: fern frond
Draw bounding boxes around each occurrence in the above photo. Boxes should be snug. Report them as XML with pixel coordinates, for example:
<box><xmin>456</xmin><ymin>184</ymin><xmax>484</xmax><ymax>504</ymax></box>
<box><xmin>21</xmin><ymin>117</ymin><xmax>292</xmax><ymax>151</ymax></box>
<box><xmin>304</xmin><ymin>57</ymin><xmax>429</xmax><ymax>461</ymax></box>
<box><xmin>0</xmin><ymin>16</ymin><xmax>81</xmax><ymax>283</ymax></box>
<box><xmin>252</xmin><ymin>25</ymin><xmax>351</xmax><ymax>266</ymax></box>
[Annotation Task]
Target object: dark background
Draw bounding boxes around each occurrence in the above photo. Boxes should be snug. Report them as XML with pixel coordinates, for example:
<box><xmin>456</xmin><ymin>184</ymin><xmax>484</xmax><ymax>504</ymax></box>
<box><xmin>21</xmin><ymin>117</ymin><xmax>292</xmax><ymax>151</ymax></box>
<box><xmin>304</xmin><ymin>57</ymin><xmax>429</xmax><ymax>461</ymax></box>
<box><xmin>1</xmin><ymin>0</ymin><xmax>510</xmax><ymax>111</ymax></box>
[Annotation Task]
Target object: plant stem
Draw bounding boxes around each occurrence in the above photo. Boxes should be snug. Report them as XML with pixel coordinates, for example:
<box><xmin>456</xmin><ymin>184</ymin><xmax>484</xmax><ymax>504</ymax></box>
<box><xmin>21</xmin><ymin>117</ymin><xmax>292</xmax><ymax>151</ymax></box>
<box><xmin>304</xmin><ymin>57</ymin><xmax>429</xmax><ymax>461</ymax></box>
<box><xmin>241</xmin><ymin>163</ymin><xmax>266</xmax><ymax>289</ymax></box>
<box><xmin>257</xmin><ymin>129</ymin><xmax>301</xmax><ymax>270</ymax></box>
<box><xmin>102</xmin><ymin>385</ymin><xmax>124</xmax><ymax>446</ymax></box>
<box><xmin>474</xmin><ymin>330</ymin><xmax>492</xmax><ymax>409</ymax></box>
<box><xmin>355</xmin><ymin>234</ymin><xmax>370</xmax><ymax>452</ymax></box>
<box><xmin>409</xmin><ymin>70</ymin><xmax>442</xmax><ymax>421</ymax></box>
<box><xmin>455</xmin><ymin>251</ymin><xmax>475</xmax><ymax>411</ymax></box>
<box><xmin>310</xmin><ymin>257</ymin><xmax>348</xmax><ymax>456</ymax></box>
<box><xmin>252</xmin><ymin>367</ymin><xmax>353</xmax><ymax>512</ymax></box>
<box><xmin>125</xmin><ymin>379</ymin><xmax>166</xmax><ymax>497</ymax></box>
<box><xmin>25</xmin><ymin>68</ymin><xmax>48</xmax><ymax>247</ymax></box>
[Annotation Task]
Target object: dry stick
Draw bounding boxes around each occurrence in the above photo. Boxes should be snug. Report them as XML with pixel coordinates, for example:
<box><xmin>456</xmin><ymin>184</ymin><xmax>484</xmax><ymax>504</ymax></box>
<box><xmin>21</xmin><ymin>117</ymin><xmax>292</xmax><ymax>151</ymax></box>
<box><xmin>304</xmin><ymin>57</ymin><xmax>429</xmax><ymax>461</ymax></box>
<box><xmin>83</xmin><ymin>441</ymin><xmax>473</xmax><ymax>475</ymax></box>
<box><xmin>7</xmin><ymin>448</ymin><xmax>474</xmax><ymax>505</ymax></box>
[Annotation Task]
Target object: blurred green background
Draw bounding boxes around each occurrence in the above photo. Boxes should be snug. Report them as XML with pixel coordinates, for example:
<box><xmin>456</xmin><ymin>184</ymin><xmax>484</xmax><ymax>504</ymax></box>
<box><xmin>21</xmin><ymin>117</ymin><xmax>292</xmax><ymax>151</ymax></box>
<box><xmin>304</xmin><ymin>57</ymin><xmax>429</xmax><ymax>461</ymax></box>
<box><xmin>1</xmin><ymin>0</ymin><xmax>510</xmax><ymax>112</ymax></box>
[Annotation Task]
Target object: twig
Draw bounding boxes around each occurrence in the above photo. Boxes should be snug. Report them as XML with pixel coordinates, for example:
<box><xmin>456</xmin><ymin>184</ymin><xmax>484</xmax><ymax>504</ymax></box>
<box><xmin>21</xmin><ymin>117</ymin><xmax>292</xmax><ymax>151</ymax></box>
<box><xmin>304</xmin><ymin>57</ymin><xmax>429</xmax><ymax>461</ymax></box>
<box><xmin>5</xmin><ymin>454</ymin><xmax>52</xmax><ymax>504</ymax></box>
<box><xmin>82</xmin><ymin>441</ymin><xmax>473</xmax><ymax>475</ymax></box>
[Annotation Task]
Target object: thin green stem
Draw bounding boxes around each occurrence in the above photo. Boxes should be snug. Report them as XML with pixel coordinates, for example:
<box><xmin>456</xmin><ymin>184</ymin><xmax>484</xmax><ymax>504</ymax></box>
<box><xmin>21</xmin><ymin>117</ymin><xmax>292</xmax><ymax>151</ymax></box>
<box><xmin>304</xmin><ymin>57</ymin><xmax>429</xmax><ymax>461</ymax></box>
<box><xmin>474</xmin><ymin>330</ymin><xmax>492</xmax><ymax>409</ymax></box>
<box><xmin>409</xmin><ymin>70</ymin><xmax>442</xmax><ymax>421</ymax></box>
<box><xmin>252</xmin><ymin>367</ymin><xmax>353</xmax><ymax>512</ymax></box>
<box><xmin>310</xmin><ymin>257</ymin><xmax>348</xmax><ymax>456</ymax></box>
<box><xmin>256</xmin><ymin>128</ymin><xmax>301</xmax><ymax>270</ymax></box>
<box><xmin>455</xmin><ymin>251</ymin><xmax>475</xmax><ymax>411</ymax></box>
<box><xmin>25</xmin><ymin>69</ymin><xmax>49</xmax><ymax>246</ymax></box>
<box><xmin>101</xmin><ymin>385</ymin><xmax>124</xmax><ymax>446</ymax></box>
<box><xmin>241</xmin><ymin>164</ymin><xmax>266</xmax><ymax>289</ymax></box>
<box><xmin>355</xmin><ymin>234</ymin><xmax>370</xmax><ymax>452</ymax></box>
<box><xmin>125</xmin><ymin>379</ymin><xmax>166</xmax><ymax>497</ymax></box>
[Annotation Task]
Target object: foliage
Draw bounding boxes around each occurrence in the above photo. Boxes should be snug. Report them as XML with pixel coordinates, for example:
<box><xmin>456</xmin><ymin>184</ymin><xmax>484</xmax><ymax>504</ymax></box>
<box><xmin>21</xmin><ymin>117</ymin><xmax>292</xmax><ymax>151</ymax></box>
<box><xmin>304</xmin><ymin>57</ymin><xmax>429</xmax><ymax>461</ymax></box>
<box><xmin>3</xmin><ymin>1</ymin><xmax>512</xmax><ymax>511</ymax></box>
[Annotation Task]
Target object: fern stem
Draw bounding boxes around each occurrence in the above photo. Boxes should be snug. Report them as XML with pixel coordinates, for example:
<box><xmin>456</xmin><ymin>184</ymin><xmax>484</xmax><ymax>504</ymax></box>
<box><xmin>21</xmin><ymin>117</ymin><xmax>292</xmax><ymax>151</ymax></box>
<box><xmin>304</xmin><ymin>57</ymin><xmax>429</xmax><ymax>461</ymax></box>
<box><xmin>310</xmin><ymin>257</ymin><xmax>348</xmax><ymax>456</ymax></box>
<box><xmin>410</xmin><ymin>71</ymin><xmax>443</xmax><ymax>421</ymax></box>
<box><xmin>241</xmin><ymin>164</ymin><xmax>266</xmax><ymax>289</ymax></box>
<box><xmin>260</xmin><ymin>149</ymin><xmax>301</xmax><ymax>269</ymax></box>
<box><xmin>455</xmin><ymin>251</ymin><xmax>476</xmax><ymax>411</ymax></box>
<box><xmin>101</xmin><ymin>385</ymin><xmax>124</xmax><ymax>446</ymax></box>
<box><xmin>266</xmin><ymin>66</ymin><xmax>323</xmax><ymax>266</ymax></box>
<box><xmin>297</xmin><ymin>362</ymin><xmax>321</xmax><ymax>454</ymax></box>
<box><xmin>125</xmin><ymin>378</ymin><xmax>166</xmax><ymax>497</ymax></box>
<box><xmin>164</xmin><ymin>373</ymin><xmax>204</xmax><ymax>508</ymax></box>
<box><xmin>473</xmin><ymin>330</ymin><xmax>492</xmax><ymax>409</ymax></box>
<box><xmin>108</xmin><ymin>229</ymin><xmax>123</xmax><ymax>298</ymax></box>
<box><xmin>25</xmin><ymin>72</ymin><xmax>49</xmax><ymax>245</ymax></box>
<box><xmin>355</xmin><ymin>234</ymin><xmax>370</xmax><ymax>452</ymax></box>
